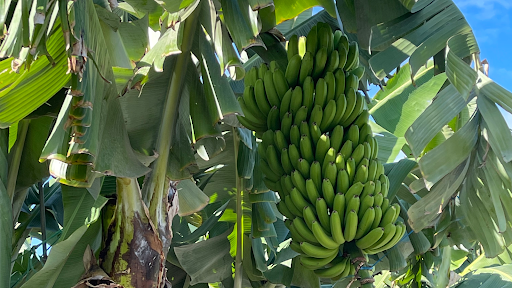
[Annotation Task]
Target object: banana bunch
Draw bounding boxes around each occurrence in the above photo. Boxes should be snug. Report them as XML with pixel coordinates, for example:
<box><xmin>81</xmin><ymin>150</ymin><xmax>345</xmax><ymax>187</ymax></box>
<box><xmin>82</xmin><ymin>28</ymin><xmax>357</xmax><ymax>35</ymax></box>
<box><xmin>238</xmin><ymin>22</ymin><xmax>405</xmax><ymax>280</ymax></box>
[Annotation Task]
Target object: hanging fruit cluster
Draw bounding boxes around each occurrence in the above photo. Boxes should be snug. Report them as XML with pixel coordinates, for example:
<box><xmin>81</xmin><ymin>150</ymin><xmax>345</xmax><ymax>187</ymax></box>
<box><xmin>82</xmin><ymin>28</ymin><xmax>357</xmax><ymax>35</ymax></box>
<box><xmin>237</xmin><ymin>22</ymin><xmax>406</xmax><ymax>281</ymax></box>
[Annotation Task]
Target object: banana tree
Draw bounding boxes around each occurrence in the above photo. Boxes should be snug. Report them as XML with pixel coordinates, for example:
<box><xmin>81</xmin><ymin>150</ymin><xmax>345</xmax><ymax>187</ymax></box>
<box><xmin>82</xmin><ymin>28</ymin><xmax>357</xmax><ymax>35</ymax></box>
<box><xmin>2</xmin><ymin>0</ymin><xmax>512</xmax><ymax>287</ymax></box>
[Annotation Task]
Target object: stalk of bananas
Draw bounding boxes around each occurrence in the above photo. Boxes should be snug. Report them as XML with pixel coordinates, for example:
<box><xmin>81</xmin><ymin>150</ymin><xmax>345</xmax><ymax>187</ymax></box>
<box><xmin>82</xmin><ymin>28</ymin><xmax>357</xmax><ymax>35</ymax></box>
<box><xmin>237</xmin><ymin>22</ymin><xmax>405</xmax><ymax>282</ymax></box>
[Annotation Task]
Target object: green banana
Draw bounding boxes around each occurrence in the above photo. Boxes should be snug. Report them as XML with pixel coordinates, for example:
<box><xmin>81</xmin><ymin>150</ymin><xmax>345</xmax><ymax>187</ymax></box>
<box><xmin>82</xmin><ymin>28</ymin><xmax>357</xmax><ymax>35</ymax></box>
<box><xmin>273</xmin><ymin>69</ymin><xmax>290</xmax><ymax>100</ymax></box>
<box><xmin>293</xmin><ymin>217</ymin><xmax>320</xmax><ymax>244</ymax></box>
<box><xmin>333</xmin><ymin>30</ymin><xmax>343</xmax><ymax>48</ymax></box>
<box><xmin>299</xmin><ymin>120</ymin><xmax>310</xmax><ymax>140</ymax></box>
<box><xmin>316</xmin><ymin>198</ymin><xmax>331</xmax><ymax>232</ymax></box>
<box><xmin>267</xmin><ymin>105</ymin><xmax>280</xmax><ymax>131</ymax></box>
<box><xmin>322</xmin><ymin>148</ymin><xmax>336</xmax><ymax>173</ymax></box>
<box><xmin>238</xmin><ymin>97</ymin><xmax>267</xmax><ymax>127</ymax></box>
<box><xmin>258</xmin><ymin>142</ymin><xmax>268</xmax><ymax>161</ymax></box>
<box><xmin>337</xmin><ymin>34</ymin><xmax>349</xmax><ymax>55</ymax></box>
<box><xmin>317</xmin><ymin>23</ymin><xmax>333</xmax><ymax>54</ymax></box>
<box><xmin>283</xmin><ymin>175</ymin><xmax>295</xmax><ymax>196</ymax></box>
<box><xmin>344</xmin><ymin>41</ymin><xmax>359</xmax><ymax>71</ymax></box>
<box><xmin>324</xmin><ymin>50</ymin><xmax>340</xmax><ymax>74</ymax></box>
<box><xmin>290</xmin><ymin>125</ymin><xmax>300</xmax><ymax>148</ymax></box>
<box><xmin>258</xmin><ymin>63</ymin><xmax>268</xmax><ymax>79</ymax></box>
<box><xmin>274</xmin><ymin>130</ymin><xmax>288</xmax><ymax>151</ymax></box>
<box><xmin>314</xmin><ymin>257</ymin><xmax>348</xmax><ymax>279</ymax></box>
<box><xmin>372</xmin><ymin>137</ymin><xmax>379</xmax><ymax>159</ymax></box>
<box><xmin>303</xmin><ymin>76</ymin><xmax>315</xmax><ymax>114</ymax></box>
<box><xmin>334</xmin><ymin>69</ymin><xmax>346</xmax><ymax>98</ymax></box>
<box><xmin>343</xmin><ymin>210</ymin><xmax>358</xmax><ymax>242</ymax></box>
<box><xmin>312</xmin><ymin>47</ymin><xmax>328</xmax><ymax>79</ymax></box>
<box><xmin>335</xmin><ymin>153</ymin><xmax>345</xmax><ymax>171</ymax></box>
<box><xmin>266</xmin><ymin>145</ymin><xmax>285</xmax><ymax>176</ymax></box>
<box><xmin>300</xmin><ymin>241</ymin><xmax>338</xmax><ymax>258</ymax></box>
<box><xmin>279</xmin><ymin>88</ymin><xmax>293</xmax><ymax>119</ymax></box>
<box><xmin>324</xmin><ymin>163</ymin><xmax>337</xmax><ymax>185</ymax></box>
<box><xmin>278</xmin><ymin>200</ymin><xmax>295</xmax><ymax>219</ymax></box>
<box><xmin>281</xmin><ymin>112</ymin><xmax>293</xmax><ymax>139</ymax></box>
<box><xmin>299</xmin><ymin>51</ymin><xmax>314</xmax><ymax>86</ymax></box>
<box><xmin>330</xmin><ymin>125</ymin><xmax>344</xmax><ymax>152</ymax></box>
<box><xmin>310</xmin><ymin>122</ymin><xmax>322</xmax><ymax>145</ymax></box>
<box><xmin>287</xmin><ymin>34</ymin><xmax>299</xmax><ymax>61</ymax></box>
<box><xmin>368</xmin><ymin>160</ymin><xmax>378</xmax><ymax>181</ymax></box>
<box><xmin>359</xmin><ymin>124</ymin><xmax>372</xmax><ymax>145</ymax></box>
<box><xmin>366</xmin><ymin>223</ymin><xmax>397</xmax><ymax>252</ymax></box>
<box><xmin>263</xmin><ymin>177</ymin><xmax>281</xmax><ymax>192</ymax></box>
<box><xmin>351</xmin><ymin>144</ymin><xmax>365</xmax><ymax>166</ymax></box>
<box><xmin>337</xmin><ymin>45</ymin><xmax>348</xmax><ymax>70</ymax></box>
<box><xmin>325</xmin><ymin>72</ymin><xmax>336</xmax><ymax>102</ymax></box>
<box><xmin>300</xmin><ymin>135</ymin><xmax>315</xmax><ymax>163</ymax></box>
<box><xmin>291</xmin><ymin>171</ymin><xmax>308</xmax><ymax>198</ymax></box>
<box><xmin>290</xmin><ymin>86</ymin><xmax>303</xmax><ymax>115</ymax></box>
<box><xmin>371</xmin><ymin>205</ymin><xmax>383</xmax><ymax>230</ymax></box>
<box><xmin>367</xmin><ymin>222</ymin><xmax>405</xmax><ymax>254</ymax></box>
<box><xmin>340</xmin><ymin>140</ymin><xmax>353</xmax><ymax>159</ymax></box>
<box><xmin>345</xmin><ymin>182</ymin><xmax>364</xmax><ymax>200</ymax></box>
<box><xmin>391</xmin><ymin>203</ymin><xmax>401</xmax><ymax>224</ymax></box>
<box><xmin>359</xmin><ymin>194</ymin><xmax>374</xmax><ymax>220</ymax></box>
<box><xmin>315</xmin><ymin>134</ymin><xmax>331</xmax><ymax>164</ymax></box>
<box><xmin>330</xmin><ymin>210</ymin><xmax>346</xmax><ymax>245</ymax></box>
<box><xmin>320</xmin><ymin>99</ymin><xmax>337</xmax><ymax>131</ymax></box>
<box><xmin>270</xmin><ymin>60</ymin><xmax>280</xmax><ymax>73</ymax></box>
<box><xmin>298</xmin><ymin>36</ymin><xmax>306</xmax><ymax>57</ymax></box>
<box><xmin>294</xmin><ymin>106</ymin><xmax>308</xmax><ymax>126</ymax></box>
<box><xmin>303</xmin><ymin>205</ymin><xmax>318</xmax><ymax>230</ymax></box>
<box><xmin>310</xmin><ymin>161</ymin><xmax>322</xmax><ymax>191</ymax></box>
<box><xmin>356</xmin><ymin>227</ymin><xmax>384</xmax><ymax>249</ymax></box>
<box><xmin>321</xmin><ymin>179</ymin><xmax>335</xmax><ymax>208</ymax></box>
<box><xmin>299</xmin><ymin>252</ymin><xmax>338</xmax><ymax>270</ymax></box>
<box><xmin>289</xmin><ymin>241</ymin><xmax>304</xmax><ymax>254</ymax></box>
<box><xmin>354</xmin><ymin>110</ymin><xmax>370</xmax><ymax>130</ymax></box>
<box><xmin>374</xmin><ymin>180</ymin><xmax>382</xmax><ymax>195</ymax></box>
<box><xmin>245</xmin><ymin>66</ymin><xmax>258</xmax><ymax>87</ymax></box>
<box><xmin>381</xmin><ymin>198</ymin><xmax>390</xmax><ymax>214</ymax></box>
<box><xmin>341</xmin><ymin>92</ymin><xmax>364</xmax><ymax>127</ymax></box>
<box><xmin>345</xmin><ymin>195</ymin><xmax>360</xmax><ymax>221</ymax></box>
<box><xmin>360</xmin><ymin>181</ymin><xmax>375</xmax><ymax>201</ymax></box>
<box><xmin>254</xmin><ymin>78</ymin><xmax>272</xmax><ymax>115</ymax></box>
<box><xmin>306</xmin><ymin>25</ymin><xmax>318</xmax><ymax>55</ymax></box>
<box><xmin>259</xmin><ymin>159</ymin><xmax>280</xmax><ymax>182</ymax></box>
<box><xmin>380</xmin><ymin>205</ymin><xmax>396</xmax><ymax>227</ymax></box>
<box><xmin>281</xmin><ymin>148</ymin><xmax>294</xmax><ymax>174</ymax></box>
<box><xmin>340</xmin><ymin>88</ymin><xmax>357</xmax><ymax>125</ymax></box>
<box><xmin>346</xmin><ymin>125</ymin><xmax>360</xmax><ymax>149</ymax></box>
<box><xmin>309</xmin><ymin>105</ymin><xmax>323</xmax><ymax>126</ymax></box>
<box><xmin>288</xmin><ymin>219</ymin><xmax>306</xmax><ymax>241</ymax></box>
<box><xmin>345</xmin><ymin>73</ymin><xmax>359</xmax><ymax>95</ymax></box>
<box><xmin>314</xmin><ymin>78</ymin><xmax>328</xmax><ymax>108</ymax></box>
<box><xmin>374</xmin><ymin>193</ymin><xmax>383</xmax><ymax>208</ymax></box>
<box><xmin>355</xmin><ymin>207</ymin><xmax>376</xmax><ymax>239</ymax></box>
<box><xmin>288</xmin><ymin>143</ymin><xmax>301</xmax><ymax>170</ymax></box>
<box><xmin>351</xmin><ymin>66</ymin><xmax>365</xmax><ymax>80</ymax></box>
<box><xmin>333</xmin><ymin>193</ymin><xmax>346</xmax><ymax>224</ymax></box>
<box><xmin>264</xmin><ymin>70</ymin><xmax>281</xmax><ymax>107</ymax></box>
<box><xmin>286</xmin><ymin>54</ymin><xmax>302</xmax><ymax>87</ymax></box>
<box><xmin>286</xmin><ymin>195</ymin><xmax>304</xmax><ymax>217</ymax></box>
<box><xmin>336</xmin><ymin>169</ymin><xmax>350</xmax><ymax>195</ymax></box>
<box><xmin>306</xmin><ymin>178</ymin><xmax>321</xmax><ymax>204</ymax></box>
<box><xmin>346</xmin><ymin>157</ymin><xmax>356</xmax><ymax>183</ymax></box>
<box><xmin>280</xmin><ymin>175</ymin><xmax>291</xmax><ymax>197</ymax></box>
<box><xmin>242</xmin><ymin>86</ymin><xmax>267</xmax><ymax>119</ymax></box>
<box><xmin>355</xmin><ymin>164</ymin><xmax>368</xmax><ymax>183</ymax></box>
<box><xmin>297</xmin><ymin>158</ymin><xmax>310</xmax><ymax>179</ymax></box>
<box><xmin>311</xmin><ymin>221</ymin><xmax>339</xmax><ymax>249</ymax></box>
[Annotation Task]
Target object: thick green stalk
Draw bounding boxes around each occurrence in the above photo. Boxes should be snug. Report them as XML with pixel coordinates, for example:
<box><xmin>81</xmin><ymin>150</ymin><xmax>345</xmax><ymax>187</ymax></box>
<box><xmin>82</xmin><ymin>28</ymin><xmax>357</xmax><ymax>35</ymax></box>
<box><xmin>0</xmin><ymin>128</ymin><xmax>11</xmax><ymax>288</ymax></box>
<box><xmin>141</xmin><ymin>9</ymin><xmax>199</xmax><ymax>251</ymax></box>
<box><xmin>233</xmin><ymin>128</ymin><xmax>243</xmax><ymax>288</ymax></box>
<box><xmin>7</xmin><ymin>119</ymin><xmax>29</xmax><ymax>200</ymax></box>
<box><xmin>347</xmin><ymin>242</ymin><xmax>374</xmax><ymax>288</ymax></box>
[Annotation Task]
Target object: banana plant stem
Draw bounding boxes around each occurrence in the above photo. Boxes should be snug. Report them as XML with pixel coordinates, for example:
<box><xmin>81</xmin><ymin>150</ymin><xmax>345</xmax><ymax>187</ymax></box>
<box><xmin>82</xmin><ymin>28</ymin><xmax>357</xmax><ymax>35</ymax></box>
<box><xmin>232</xmin><ymin>127</ymin><xmax>243</xmax><ymax>288</ymax></box>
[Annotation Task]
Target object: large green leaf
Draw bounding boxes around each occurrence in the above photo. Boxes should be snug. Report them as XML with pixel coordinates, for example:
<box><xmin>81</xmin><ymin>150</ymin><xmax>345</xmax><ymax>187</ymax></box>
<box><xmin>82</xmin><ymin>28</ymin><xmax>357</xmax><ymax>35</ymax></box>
<box><xmin>369</xmin><ymin>122</ymin><xmax>406</xmax><ymax>163</ymax></box>
<box><xmin>371</xmin><ymin>67</ymin><xmax>446</xmax><ymax>137</ymax></box>
<box><xmin>177</xmin><ymin>178</ymin><xmax>210</xmax><ymax>216</ymax></box>
<box><xmin>0</xmin><ymin>28</ymin><xmax>70</xmax><ymax>128</ymax></box>
<box><xmin>446</xmin><ymin>33</ymin><xmax>478</xmax><ymax>100</ymax></box>
<box><xmin>275</xmin><ymin>8</ymin><xmax>312</xmax><ymax>35</ymax></box>
<box><xmin>174</xmin><ymin>230</ymin><xmax>233</xmax><ymax>285</ymax></box>
<box><xmin>455</xmin><ymin>264</ymin><xmax>512</xmax><ymax>288</ymax></box>
<box><xmin>19</xmin><ymin>225</ymin><xmax>88</xmax><ymax>288</ymax></box>
<box><xmin>418</xmin><ymin>116</ymin><xmax>478</xmax><ymax>188</ymax></box>
<box><xmin>0</xmin><ymin>129</ymin><xmax>10</xmax><ymax>288</ymax></box>
<box><xmin>386</xmin><ymin>159</ymin><xmax>417</xmax><ymax>200</ymax></box>
<box><xmin>478</xmin><ymin>95</ymin><xmax>512</xmax><ymax>163</ymax></box>
<box><xmin>405</xmin><ymin>84</ymin><xmax>468</xmax><ymax>157</ymax></box>
<box><xmin>221</xmin><ymin>0</ymin><xmax>260</xmax><ymax>50</ymax></box>
<box><xmin>273</xmin><ymin>0</ymin><xmax>335</xmax><ymax>25</ymax></box>
<box><xmin>408</xmin><ymin>158</ymin><xmax>469</xmax><ymax>231</ymax></box>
